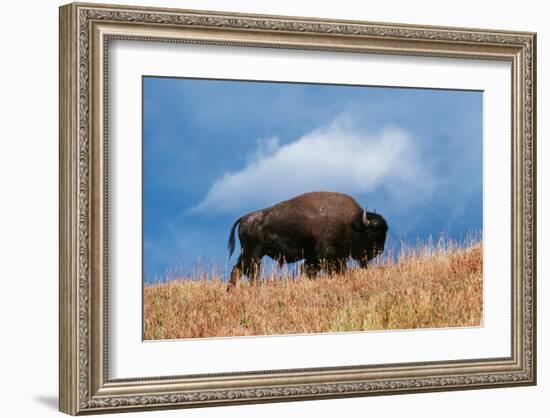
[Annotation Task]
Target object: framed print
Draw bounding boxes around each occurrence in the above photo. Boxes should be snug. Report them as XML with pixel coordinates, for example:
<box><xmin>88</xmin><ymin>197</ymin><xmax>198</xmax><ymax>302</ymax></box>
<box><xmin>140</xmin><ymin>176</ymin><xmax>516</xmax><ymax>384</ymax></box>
<box><xmin>59</xmin><ymin>2</ymin><xmax>537</xmax><ymax>414</ymax></box>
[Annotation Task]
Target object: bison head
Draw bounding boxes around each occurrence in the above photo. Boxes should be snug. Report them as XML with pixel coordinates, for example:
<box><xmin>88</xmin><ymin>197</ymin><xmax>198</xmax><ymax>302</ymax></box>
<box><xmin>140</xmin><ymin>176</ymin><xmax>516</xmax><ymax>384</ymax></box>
<box><xmin>351</xmin><ymin>209</ymin><xmax>388</xmax><ymax>266</ymax></box>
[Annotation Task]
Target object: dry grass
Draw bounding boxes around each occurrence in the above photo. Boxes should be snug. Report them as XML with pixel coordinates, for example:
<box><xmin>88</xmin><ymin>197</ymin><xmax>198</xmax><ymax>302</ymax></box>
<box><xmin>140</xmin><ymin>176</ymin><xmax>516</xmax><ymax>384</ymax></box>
<box><xmin>143</xmin><ymin>240</ymin><xmax>482</xmax><ymax>340</ymax></box>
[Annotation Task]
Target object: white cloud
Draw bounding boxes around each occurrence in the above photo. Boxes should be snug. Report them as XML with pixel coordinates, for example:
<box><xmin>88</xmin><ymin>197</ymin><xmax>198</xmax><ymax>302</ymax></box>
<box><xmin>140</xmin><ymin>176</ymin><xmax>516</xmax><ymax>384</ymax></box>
<box><xmin>189</xmin><ymin>116</ymin><xmax>435</xmax><ymax>214</ymax></box>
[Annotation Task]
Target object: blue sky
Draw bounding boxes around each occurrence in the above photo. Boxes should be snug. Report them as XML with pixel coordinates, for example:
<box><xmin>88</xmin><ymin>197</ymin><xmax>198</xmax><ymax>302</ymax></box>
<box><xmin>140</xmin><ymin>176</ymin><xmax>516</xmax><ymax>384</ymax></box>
<box><xmin>143</xmin><ymin>77</ymin><xmax>482</xmax><ymax>282</ymax></box>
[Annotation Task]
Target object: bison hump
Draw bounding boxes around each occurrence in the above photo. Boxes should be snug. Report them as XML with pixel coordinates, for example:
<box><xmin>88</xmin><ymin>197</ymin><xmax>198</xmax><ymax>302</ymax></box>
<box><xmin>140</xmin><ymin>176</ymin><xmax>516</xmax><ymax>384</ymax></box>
<box><xmin>275</xmin><ymin>192</ymin><xmax>361</xmax><ymax>217</ymax></box>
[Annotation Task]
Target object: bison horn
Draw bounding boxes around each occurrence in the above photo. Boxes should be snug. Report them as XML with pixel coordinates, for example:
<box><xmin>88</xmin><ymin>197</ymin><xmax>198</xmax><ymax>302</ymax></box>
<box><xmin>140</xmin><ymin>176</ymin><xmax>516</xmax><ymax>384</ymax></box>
<box><xmin>362</xmin><ymin>210</ymin><xmax>370</xmax><ymax>226</ymax></box>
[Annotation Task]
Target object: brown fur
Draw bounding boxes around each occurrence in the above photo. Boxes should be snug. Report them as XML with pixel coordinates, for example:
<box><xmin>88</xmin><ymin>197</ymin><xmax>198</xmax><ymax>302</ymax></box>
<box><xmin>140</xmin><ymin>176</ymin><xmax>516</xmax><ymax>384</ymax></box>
<box><xmin>228</xmin><ymin>191</ymin><xmax>388</xmax><ymax>288</ymax></box>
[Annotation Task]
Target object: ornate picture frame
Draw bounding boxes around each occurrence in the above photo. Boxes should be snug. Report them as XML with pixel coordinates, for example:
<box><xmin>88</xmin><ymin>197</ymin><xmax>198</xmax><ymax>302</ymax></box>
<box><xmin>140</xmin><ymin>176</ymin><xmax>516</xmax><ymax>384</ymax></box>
<box><xmin>59</xmin><ymin>2</ymin><xmax>536</xmax><ymax>414</ymax></box>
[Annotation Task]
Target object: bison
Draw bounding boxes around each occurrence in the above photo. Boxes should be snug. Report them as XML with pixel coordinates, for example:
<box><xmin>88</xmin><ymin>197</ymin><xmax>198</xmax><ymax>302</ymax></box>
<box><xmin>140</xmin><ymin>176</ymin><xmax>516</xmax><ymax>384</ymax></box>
<box><xmin>227</xmin><ymin>191</ymin><xmax>388</xmax><ymax>288</ymax></box>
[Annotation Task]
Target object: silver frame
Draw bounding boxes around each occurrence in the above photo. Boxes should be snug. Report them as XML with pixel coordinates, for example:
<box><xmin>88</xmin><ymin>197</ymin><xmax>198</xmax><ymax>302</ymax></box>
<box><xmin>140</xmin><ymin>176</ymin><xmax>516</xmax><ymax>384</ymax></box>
<box><xmin>59</xmin><ymin>2</ymin><xmax>536</xmax><ymax>414</ymax></box>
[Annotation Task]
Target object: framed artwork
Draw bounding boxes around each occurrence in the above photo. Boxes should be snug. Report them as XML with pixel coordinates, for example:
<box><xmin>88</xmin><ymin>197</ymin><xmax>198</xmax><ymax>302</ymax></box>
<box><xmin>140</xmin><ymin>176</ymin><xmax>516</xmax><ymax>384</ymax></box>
<box><xmin>59</xmin><ymin>2</ymin><xmax>536</xmax><ymax>414</ymax></box>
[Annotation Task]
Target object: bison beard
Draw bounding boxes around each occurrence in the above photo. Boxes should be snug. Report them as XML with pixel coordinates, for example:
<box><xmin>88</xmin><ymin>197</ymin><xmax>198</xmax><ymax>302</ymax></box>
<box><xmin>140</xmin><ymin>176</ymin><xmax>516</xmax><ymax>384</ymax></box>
<box><xmin>227</xmin><ymin>191</ymin><xmax>388</xmax><ymax>289</ymax></box>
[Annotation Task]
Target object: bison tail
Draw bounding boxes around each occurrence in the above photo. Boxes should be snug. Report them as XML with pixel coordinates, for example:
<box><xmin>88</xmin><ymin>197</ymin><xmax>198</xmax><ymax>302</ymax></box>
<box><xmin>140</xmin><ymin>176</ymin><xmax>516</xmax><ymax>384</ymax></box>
<box><xmin>228</xmin><ymin>217</ymin><xmax>242</xmax><ymax>258</ymax></box>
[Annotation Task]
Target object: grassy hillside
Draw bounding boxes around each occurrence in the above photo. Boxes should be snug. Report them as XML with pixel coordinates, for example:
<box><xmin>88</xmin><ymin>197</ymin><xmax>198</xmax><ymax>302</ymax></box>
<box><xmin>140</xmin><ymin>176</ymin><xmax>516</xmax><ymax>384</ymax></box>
<box><xmin>144</xmin><ymin>241</ymin><xmax>482</xmax><ymax>340</ymax></box>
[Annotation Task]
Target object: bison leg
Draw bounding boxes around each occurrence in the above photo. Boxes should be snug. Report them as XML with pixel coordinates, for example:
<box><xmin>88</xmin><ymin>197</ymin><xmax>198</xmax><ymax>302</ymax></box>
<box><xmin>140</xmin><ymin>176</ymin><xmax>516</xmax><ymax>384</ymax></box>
<box><xmin>228</xmin><ymin>247</ymin><xmax>263</xmax><ymax>290</ymax></box>
<box><xmin>229</xmin><ymin>256</ymin><xmax>260</xmax><ymax>285</ymax></box>
<box><xmin>242</xmin><ymin>248</ymin><xmax>262</xmax><ymax>285</ymax></box>
<box><xmin>326</xmin><ymin>258</ymin><xmax>346</xmax><ymax>276</ymax></box>
<box><xmin>246</xmin><ymin>258</ymin><xmax>261</xmax><ymax>284</ymax></box>
<box><xmin>227</xmin><ymin>254</ymin><xmax>244</xmax><ymax>290</ymax></box>
<box><xmin>302</xmin><ymin>258</ymin><xmax>320</xmax><ymax>279</ymax></box>
<box><xmin>239</xmin><ymin>252</ymin><xmax>263</xmax><ymax>284</ymax></box>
